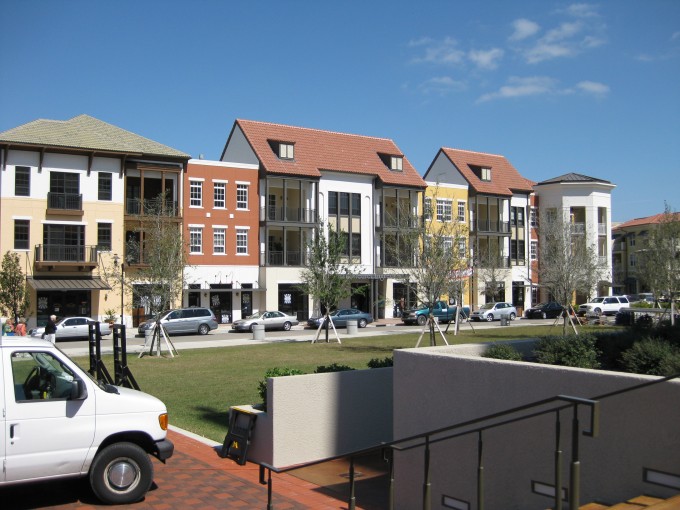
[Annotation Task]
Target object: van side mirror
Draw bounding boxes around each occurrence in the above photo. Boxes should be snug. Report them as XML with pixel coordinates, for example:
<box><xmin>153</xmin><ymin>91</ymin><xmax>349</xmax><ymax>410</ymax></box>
<box><xmin>70</xmin><ymin>379</ymin><xmax>88</xmax><ymax>400</ymax></box>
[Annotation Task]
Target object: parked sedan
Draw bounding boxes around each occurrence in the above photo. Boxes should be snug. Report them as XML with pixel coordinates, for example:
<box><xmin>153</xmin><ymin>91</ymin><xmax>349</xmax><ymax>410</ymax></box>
<box><xmin>469</xmin><ymin>302</ymin><xmax>517</xmax><ymax>322</ymax></box>
<box><xmin>30</xmin><ymin>317</ymin><xmax>111</xmax><ymax>341</ymax></box>
<box><xmin>307</xmin><ymin>308</ymin><xmax>374</xmax><ymax>329</ymax></box>
<box><xmin>137</xmin><ymin>307</ymin><xmax>219</xmax><ymax>336</ymax></box>
<box><xmin>524</xmin><ymin>302</ymin><xmax>565</xmax><ymax>319</ymax></box>
<box><xmin>231</xmin><ymin>311</ymin><xmax>299</xmax><ymax>332</ymax></box>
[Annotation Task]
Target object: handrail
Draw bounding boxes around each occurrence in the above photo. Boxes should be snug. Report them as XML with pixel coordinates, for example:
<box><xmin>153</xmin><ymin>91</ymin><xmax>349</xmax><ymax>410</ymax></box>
<box><xmin>255</xmin><ymin>370</ymin><xmax>680</xmax><ymax>510</ymax></box>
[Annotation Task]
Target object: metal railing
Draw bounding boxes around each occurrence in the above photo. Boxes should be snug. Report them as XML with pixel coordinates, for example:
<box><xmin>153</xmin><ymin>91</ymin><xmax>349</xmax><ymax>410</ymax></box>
<box><xmin>34</xmin><ymin>244</ymin><xmax>98</xmax><ymax>263</ymax></box>
<box><xmin>47</xmin><ymin>192</ymin><xmax>82</xmax><ymax>211</ymax></box>
<box><xmin>266</xmin><ymin>250</ymin><xmax>307</xmax><ymax>266</ymax></box>
<box><xmin>470</xmin><ymin>220</ymin><xmax>510</xmax><ymax>233</ymax></box>
<box><xmin>125</xmin><ymin>198</ymin><xmax>179</xmax><ymax>216</ymax></box>
<box><xmin>255</xmin><ymin>371</ymin><xmax>680</xmax><ymax>510</ymax></box>
<box><xmin>264</xmin><ymin>206</ymin><xmax>316</xmax><ymax>223</ymax></box>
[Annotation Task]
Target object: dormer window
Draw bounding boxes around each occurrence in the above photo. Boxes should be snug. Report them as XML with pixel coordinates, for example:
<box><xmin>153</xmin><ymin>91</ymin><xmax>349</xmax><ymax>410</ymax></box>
<box><xmin>279</xmin><ymin>143</ymin><xmax>294</xmax><ymax>160</ymax></box>
<box><xmin>481</xmin><ymin>167</ymin><xmax>491</xmax><ymax>181</ymax></box>
<box><xmin>390</xmin><ymin>156</ymin><xmax>403</xmax><ymax>171</ymax></box>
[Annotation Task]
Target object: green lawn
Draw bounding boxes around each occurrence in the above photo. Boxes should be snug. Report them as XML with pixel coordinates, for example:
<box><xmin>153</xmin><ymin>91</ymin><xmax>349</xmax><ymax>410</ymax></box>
<box><xmin>73</xmin><ymin>324</ymin><xmax>582</xmax><ymax>443</ymax></box>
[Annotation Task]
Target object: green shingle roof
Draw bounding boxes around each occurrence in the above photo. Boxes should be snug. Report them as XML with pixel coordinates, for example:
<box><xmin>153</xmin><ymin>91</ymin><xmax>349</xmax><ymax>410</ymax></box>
<box><xmin>0</xmin><ymin>114</ymin><xmax>190</xmax><ymax>159</ymax></box>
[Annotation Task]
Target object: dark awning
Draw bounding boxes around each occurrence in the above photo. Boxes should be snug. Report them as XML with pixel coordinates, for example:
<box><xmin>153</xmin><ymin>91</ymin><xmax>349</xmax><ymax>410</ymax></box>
<box><xmin>27</xmin><ymin>277</ymin><xmax>111</xmax><ymax>291</ymax></box>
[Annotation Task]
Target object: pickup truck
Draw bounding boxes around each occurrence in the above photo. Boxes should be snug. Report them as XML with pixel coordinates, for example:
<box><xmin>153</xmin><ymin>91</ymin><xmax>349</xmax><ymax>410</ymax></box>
<box><xmin>0</xmin><ymin>335</ymin><xmax>173</xmax><ymax>504</ymax></box>
<box><xmin>402</xmin><ymin>300</ymin><xmax>470</xmax><ymax>326</ymax></box>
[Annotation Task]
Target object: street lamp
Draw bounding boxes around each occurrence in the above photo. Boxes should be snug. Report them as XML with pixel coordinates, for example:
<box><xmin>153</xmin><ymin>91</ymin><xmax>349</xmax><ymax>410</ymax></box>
<box><xmin>112</xmin><ymin>254</ymin><xmax>125</xmax><ymax>326</ymax></box>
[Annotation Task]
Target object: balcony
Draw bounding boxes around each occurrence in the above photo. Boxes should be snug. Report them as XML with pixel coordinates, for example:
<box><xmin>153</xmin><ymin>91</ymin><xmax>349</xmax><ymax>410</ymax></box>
<box><xmin>470</xmin><ymin>219</ymin><xmax>510</xmax><ymax>234</ymax></box>
<box><xmin>263</xmin><ymin>206</ymin><xmax>316</xmax><ymax>223</ymax></box>
<box><xmin>46</xmin><ymin>192</ymin><xmax>83</xmax><ymax>216</ymax></box>
<box><xmin>598</xmin><ymin>223</ymin><xmax>607</xmax><ymax>236</ymax></box>
<box><xmin>571</xmin><ymin>222</ymin><xmax>586</xmax><ymax>234</ymax></box>
<box><xmin>125</xmin><ymin>198</ymin><xmax>179</xmax><ymax>217</ymax></box>
<box><xmin>34</xmin><ymin>244</ymin><xmax>98</xmax><ymax>270</ymax></box>
<box><xmin>266</xmin><ymin>250</ymin><xmax>307</xmax><ymax>266</ymax></box>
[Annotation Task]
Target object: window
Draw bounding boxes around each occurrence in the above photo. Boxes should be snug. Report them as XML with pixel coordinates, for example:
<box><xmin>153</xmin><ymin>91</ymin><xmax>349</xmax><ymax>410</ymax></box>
<box><xmin>98</xmin><ymin>173</ymin><xmax>112</xmax><ymax>201</ymax></box>
<box><xmin>629</xmin><ymin>236</ymin><xmax>636</xmax><ymax>247</ymax></box>
<box><xmin>458</xmin><ymin>238</ymin><xmax>467</xmax><ymax>258</ymax></box>
<box><xmin>436</xmin><ymin>199</ymin><xmax>452</xmax><ymax>222</ymax></box>
<box><xmin>481</xmin><ymin>167</ymin><xmax>491</xmax><ymax>181</ymax></box>
<box><xmin>236</xmin><ymin>184</ymin><xmax>248</xmax><ymax>210</ymax></box>
<box><xmin>629</xmin><ymin>254</ymin><xmax>637</xmax><ymax>267</ymax></box>
<box><xmin>236</xmin><ymin>228</ymin><xmax>248</xmax><ymax>254</ymax></box>
<box><xmin>11</xmin><ymin>351</ymin><xmax>77</xmax><ymax>401</ymax></box>
<box><xmin>390</xmin><ymin>156</ymin><xmax>403</xmax><ymax>171</ymax></box>
<box><xmin>443</xmin><ymin>237</ymin><xmax>453</xmax><ymax>254</ymax></box>
<box><xmin>50</xmin><ymin>171</ymin><xmax>79</xmax><ymax>194</ymax></box>
<box><xmin>511</xmin><ymin>240</ymin><xmax>526</xmax><ymax>263</ymax></box>
<box><xmin>213</xmin><ymin>228</ymin><xmax>226</xmax><ymax>254</ymax></box>
<box><xmin>14</xmin><ymin>220</ymin><xmax>29</xmax><ymax>250</ymax></box>
<box><xmin>457</xmin><ymin>200</ymin><xmax>466</xmax><ymax>222</ymax></box>
<box><xmin>279</xmin><ymin>143</ymin><xmax>294</xmax><ymax>159</ymax></box>
<box><xmin>189</xmin><ymin>227</ymin><xmax>203</xmax><ymax>254</ymax></box>
<box><xmin>190</xmin><ymin>180</ymin><xmax>202</xmax><ymax>207</ymax></box>
<box><xmin>530</xmin><ymin>240</ymin><xmax>538</xmax><ymax>260</ymax></box>
<box><xmin>511</xmin><ymin>207</ymin><xmax>525</xmax><ymax>227</ymax></box>
<box><xmin>424</xmin><ymin>197</ymin><xmax>432</xmax><ymax>221</ymax></box>
<box><xmin>15</xmin><ymin>166</ymin><xmax>30</xmax><ymax>196</ymax></box>
<box><xmin>213</xmin><ymin>182</ymin><xmax>226</xmax><ymax>209</ymax></box>
<box><xmin>328</xmin><ymin>191</ymin><xmax>362</xmax><ymax>261</ymax></box>
<box><xmin>97</xmin><ymin>223</ymin><xmax>112</xmax><ymax>251</ymax></box>
<box><xmin>530</xmin><ymin>207</ymin><xmax>538</xmax><ymax>228</ymax></box>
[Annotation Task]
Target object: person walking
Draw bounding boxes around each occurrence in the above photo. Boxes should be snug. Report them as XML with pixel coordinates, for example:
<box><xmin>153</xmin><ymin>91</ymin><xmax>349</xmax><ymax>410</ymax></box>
<box><xmin>44</xmin><ymin>315</ymin><xmax>57</xmax><ymax>344</ymax></box>
<box><xmin>15</xmin><ymin>318</ymin><xmax>26</xmax><ymax>336</ymax></box>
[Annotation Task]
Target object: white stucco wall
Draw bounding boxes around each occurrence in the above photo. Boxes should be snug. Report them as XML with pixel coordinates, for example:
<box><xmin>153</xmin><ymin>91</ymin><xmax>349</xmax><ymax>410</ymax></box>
<box><xmin>241</xmin><ymin>367</ymin><xmax>393</xmax><ymax>468</ymax></box>
<box><xmin>392</xmin><ymin>344</ymin><xmax>680</xmax><ymax>509</ymax></box>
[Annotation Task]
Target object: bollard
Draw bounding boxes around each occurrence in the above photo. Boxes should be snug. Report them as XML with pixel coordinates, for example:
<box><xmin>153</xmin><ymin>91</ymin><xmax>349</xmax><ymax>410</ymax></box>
<box><xmin>346</xmin><ymin>320</ymin><xmax>358</xmax><ymax>335</ymax></box>
<box><xmin>252</xmin><ymin>324</ymin><xmax>265</xmax><ymax>340</ymax></box>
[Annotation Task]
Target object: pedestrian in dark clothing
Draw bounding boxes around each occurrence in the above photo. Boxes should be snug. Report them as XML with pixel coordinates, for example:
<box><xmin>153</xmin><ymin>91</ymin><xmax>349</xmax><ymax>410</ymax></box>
<box><xmin>44</xmin><ymin>315</ymin><xmax>57</xmax><ymax>344</ymax></box>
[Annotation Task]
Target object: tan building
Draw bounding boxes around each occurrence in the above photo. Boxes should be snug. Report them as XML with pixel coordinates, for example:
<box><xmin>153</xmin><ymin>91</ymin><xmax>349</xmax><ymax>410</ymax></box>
<box><xmin>0</xmin><ymin>115</ymin><xmax>189</xmax><ymax>329</ymax></box>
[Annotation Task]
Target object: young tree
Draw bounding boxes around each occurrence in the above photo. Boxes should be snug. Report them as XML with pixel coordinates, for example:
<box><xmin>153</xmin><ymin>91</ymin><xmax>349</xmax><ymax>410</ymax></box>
<box><xmin>475</xmin><ymin>252</ymin><xmax>508</xmax><ymax>303</ymax></box>
<box><xmin>299</xmin><ymin>222</ymin><xmax>365</xmax><ymax>342</ymax></box>
<box><xmin>0</xmin><ymin>251</ymin><xmax>30</xmax><ymax>324</ymax></box>
<box><xmin>537</xmin><ymin>212</ymin><xmax>608</xmax><ymax>334</ymax></box>
<box><xmin>636</xmin><ymin>204</ymin><xmax>680</xmax><ymax>325</ymax></box>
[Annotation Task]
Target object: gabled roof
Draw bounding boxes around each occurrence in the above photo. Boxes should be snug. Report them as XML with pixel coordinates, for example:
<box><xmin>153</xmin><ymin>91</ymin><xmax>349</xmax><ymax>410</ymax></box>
<box><xmin>437</xmin><ymin>148</ymin><xmax>533</xmax><ymax>196</ymax></box>
<box><xmin>535</xmin><ymin>172</ymin><xmax>612</xmax><ymax>185</ymax></box>
<box><xmin>614</xmin><ymin>212</ymin><xmax>680</xmax><ymax>230</ymax></box>
<box><xmin>232</xmin><ymin>119</ymin><xmax>426</xmax><ymax>188</ymax></box>
<box><xmin>0</xmin><ymin>114</ymin><xmax>190</xmax><ymax>159</ymax></box>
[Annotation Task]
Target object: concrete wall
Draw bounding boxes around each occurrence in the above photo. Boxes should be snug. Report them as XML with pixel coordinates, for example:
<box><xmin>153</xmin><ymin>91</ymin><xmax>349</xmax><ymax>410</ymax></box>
<box><xmin>393</xmin><ymin>343</ymin><xmax>680</xmax><ymax>509</ymax></box>
<box><xmin>241</xmin><ymin>367</ymin><xmax>393</xmax><ymax>468</ymax></box>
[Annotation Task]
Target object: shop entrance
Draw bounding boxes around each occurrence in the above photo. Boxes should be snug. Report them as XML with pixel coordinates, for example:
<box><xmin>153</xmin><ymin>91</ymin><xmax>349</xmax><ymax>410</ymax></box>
<box><xmin>210</xmin><ymin>284</ymin><xmax>234</xmax><ymax>324</ymax></box>
<box><xmin>35</xmin><ymin>291</ymin><xmax>91</xmax><ymax>326</ymax></box>
<box><xmin>278</xmin><ymin>283</ymin><xmax>308</xmax><ymax>321</ymax></box>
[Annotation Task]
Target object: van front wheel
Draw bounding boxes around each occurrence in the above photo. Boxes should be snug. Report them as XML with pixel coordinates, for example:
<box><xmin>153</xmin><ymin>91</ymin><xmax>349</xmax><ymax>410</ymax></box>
<box><xmin>90</xmin><ymin>442</ymin><xmax>153</xmax><ymax>504</ymax></box>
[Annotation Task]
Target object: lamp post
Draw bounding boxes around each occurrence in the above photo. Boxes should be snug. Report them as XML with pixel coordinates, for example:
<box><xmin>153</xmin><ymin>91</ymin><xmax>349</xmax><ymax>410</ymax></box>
<box><xmin>112</xmin><ymin>254</ymin><xmax>125</xmax><ymax>327</ymax></box>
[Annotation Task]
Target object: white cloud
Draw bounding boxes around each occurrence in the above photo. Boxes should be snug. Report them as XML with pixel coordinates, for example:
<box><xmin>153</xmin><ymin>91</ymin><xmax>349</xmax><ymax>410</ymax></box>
<box><xmin>526</xmin><ymin>43</ymin><xmax>574</xmax><ymax>63</ymax></box>
<box><xmin>477</xmin><ymin>76</ymin><xmax>558</xmax><ymax>102</ymax></box>
<box><xmin>565</xmin><ymin>3</ymin><xmax>600</xmax><ymax>18</ymax></box>
<box><xmin>672</xmin><ymin>31</ymin><xmax>680</xmax><ymax>41</ymax></box>
<box><xmin>408</xmin><ymin>37</ymin><xmax>434</xmax><ymax>47</ymax></box>
<box><xmin>411</xmin><ymin>37</ymin><xmax>465</xmax><ymax>65</ymax></box>
<box><xmin>468</xmin><ymin>48</ymin><xmax>504</xmax><ymax>70</ymax></box>
<box><xmin>576</xmin><ymin>81</ymin><xmax>610</xmax><ymax>96</ymax></box>
<box><xmin>419</xmin><ymin>76</ymin><xmax>467</xmax><ymax>95</ymax></box>
<box><xmin>510</xmin><ymin>18</ymin><xmax>540</xmax><ymax>41</ymax></box>
<box><xmin>544</xmin><ymin>21</ymin><xmax>583</xmax><ymax>43</ymax></box>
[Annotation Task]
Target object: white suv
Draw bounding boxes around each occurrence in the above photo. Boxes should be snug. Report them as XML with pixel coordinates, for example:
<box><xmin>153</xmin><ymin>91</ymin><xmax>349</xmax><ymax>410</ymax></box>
<box><xmin>579</xmin><ymin>296</ymin><xmax>630</xmax><ymax>316</ymax></box>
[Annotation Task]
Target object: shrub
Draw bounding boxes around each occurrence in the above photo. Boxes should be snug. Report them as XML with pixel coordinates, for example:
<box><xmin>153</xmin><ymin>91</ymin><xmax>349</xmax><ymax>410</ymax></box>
<box><xmin>314</xmin><ymin>363</ymin><xmax>355</xmax><ymax>373</ymax></box>
<box><xmin>483</xmin><ymin>343</ymin><xmax>522</xmax><ymax>361</ymax></box>
<box><xmin>258</xmin><ymin>367</ymin><xmax>305</xmax><ymax>411</ymax></box>
<box><xmin>534</xmin><ymin>333</ymin><xmax>601</xmax><ymax>369</ymax></box>
<box><xmin>620</xmin><ymin>339</ymin><xmax>680</xmax><ymax>376</ymax></box>
<box><xmin>367</xmin><ymin>356</ymin><xmax>393</xmax><ymax>368</ymax></box>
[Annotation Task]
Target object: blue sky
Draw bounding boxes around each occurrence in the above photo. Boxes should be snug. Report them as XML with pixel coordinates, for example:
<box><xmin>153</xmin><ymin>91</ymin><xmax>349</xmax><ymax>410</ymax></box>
<box><xmin>1</xmin><ymin>0</ymin><xmax>678</xmax><ymax>222</ymax></box>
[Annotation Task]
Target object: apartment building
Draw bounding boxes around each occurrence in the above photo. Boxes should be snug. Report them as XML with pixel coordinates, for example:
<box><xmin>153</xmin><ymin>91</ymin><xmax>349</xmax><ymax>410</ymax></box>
<box><xmin>424</xmin><ymin>148</ymin><xmax>534</xmax><ymax>313</ymax></box>
<box><xmin>183</xmin><ymin>159</ymin><xmax>260</xmax><ymax>323</ymax></box>
<box><xmin>0</xmin><ymin>115</ymin><xmax>189</xmax><ymax>328</ymax></box>
<box><xmin>220</xmin><ymin>119</ymin><xmax>426</xmax><ymax>320</ymax></box>
<box><xmin>533</xmin><ymin>172</ymin><xmax>615</xmax><ymax>303</ymax></box>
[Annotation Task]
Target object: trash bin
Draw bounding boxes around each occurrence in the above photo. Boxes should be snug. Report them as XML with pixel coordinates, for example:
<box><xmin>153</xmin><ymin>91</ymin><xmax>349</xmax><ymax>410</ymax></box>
<box><xmin>252</xmin><ymin>324</ymin><xmax>265</xmax><ymax>340</ymax></box>
<box><xmin>500</xmin><ymin>316</ymin><xmax>509</xmax><ymax>326</ymax></box>
<box><xmin>144</xmin><ymin>328</ymin><xmax>154</xmax><ymax>347</ymax></box>
<box><xmin>346</xmin><ymin>320</ymin><xmax>358</xmax><ymax>335</ymax></box>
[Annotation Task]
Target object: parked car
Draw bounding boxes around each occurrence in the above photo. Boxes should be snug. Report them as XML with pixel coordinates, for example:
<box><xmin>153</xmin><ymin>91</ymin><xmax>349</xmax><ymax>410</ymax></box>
<box><xmin>231</xmin><ymin>311</ymin><xmax>299</xmax><ymax>332</ymax></box>
<box><xmin>307</xmin><ymin>308</ymin><xmax>374</xmax><ymax>329</ymax></box>
<box><xmin>401</xmin><ymin>300</ymin><xmax>470</xmax><ymax>326</ymax></box>
<box><xmin>524</xmin><ymin>302</ymin><xmax>565</xmax><ymax>319</ymax></box>
<box><xmin>470</xmin><ymin>302</ymin><xmax>517</xmax><ymax>322</ymax></box>
<box><xmin>578</xmin><ymin>296</ymin><xmax>630</xmax><ymax>316</ymax></box>
<box><xmin>30</xmin><ymin>317</ymin><xmax>111</xmax><ymax>341</ymax></box>
<box><xmin>137</xmin><ymin>307</ymin><xmax>218</xmax><ymax>336</ymax></box>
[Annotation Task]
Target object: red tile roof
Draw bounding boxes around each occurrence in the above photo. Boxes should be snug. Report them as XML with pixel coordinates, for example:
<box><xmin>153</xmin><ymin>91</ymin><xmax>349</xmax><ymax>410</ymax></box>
<box><xmin>615</xmin><ymin>212</ymin><xmax>680</xmax><ymax>230</ymax></box>
<box><xmin>234</xmin><ymin>119</ymin><xmax>426</xmax><ymax>188</ymax></box>
<box><xmin>439</xmin><ymin>148</ymin><xmax>534</xmax><ymax>196</ymax></box>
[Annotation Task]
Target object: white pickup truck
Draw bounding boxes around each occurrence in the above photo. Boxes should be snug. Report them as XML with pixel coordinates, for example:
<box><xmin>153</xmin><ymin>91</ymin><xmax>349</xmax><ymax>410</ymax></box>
<box><xmin>0</xmin><ymin>335</ymin><xmax>173</xmax><ymax>504</ymax></box>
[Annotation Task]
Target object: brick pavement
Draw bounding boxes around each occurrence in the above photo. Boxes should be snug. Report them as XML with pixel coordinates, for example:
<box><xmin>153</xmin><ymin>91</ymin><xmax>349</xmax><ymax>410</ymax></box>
<box><xmin>1</xmin><ymin>429</ymin><xmax>378</xmax><ymax>510</ymax></box>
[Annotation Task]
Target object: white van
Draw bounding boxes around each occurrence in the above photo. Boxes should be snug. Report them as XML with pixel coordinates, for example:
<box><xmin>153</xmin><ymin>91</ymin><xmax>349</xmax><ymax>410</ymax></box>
<box><xmin>0</xmin><ymin>335</ymin><xmax>173</xmax><ymax>504</ymax></box>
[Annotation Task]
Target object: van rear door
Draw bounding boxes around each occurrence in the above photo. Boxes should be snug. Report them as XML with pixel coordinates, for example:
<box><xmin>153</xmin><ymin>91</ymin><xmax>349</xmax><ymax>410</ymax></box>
<box><xmin>0</xmin><ymin>348</ymin><xmax>5</xmax><ymax>482</ymax></box>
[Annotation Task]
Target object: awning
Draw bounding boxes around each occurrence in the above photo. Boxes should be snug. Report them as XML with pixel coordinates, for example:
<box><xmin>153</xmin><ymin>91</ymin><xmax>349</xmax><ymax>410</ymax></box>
<box><xmin>27</xmin><ymin>277</ymin><xmax>111</xmax><ymax>291</ymax></box>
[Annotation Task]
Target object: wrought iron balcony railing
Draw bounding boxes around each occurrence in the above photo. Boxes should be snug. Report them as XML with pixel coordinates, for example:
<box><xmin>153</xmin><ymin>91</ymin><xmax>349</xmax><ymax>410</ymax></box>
<box><xmin>34</xmin><ymin>244</ymin><xmax>98</xmax><ymax>265</ymax></box>
<box><xmin>47</xmin><ymin>192</ymin><xmax>82</xmax><ymax>211</ymax></box>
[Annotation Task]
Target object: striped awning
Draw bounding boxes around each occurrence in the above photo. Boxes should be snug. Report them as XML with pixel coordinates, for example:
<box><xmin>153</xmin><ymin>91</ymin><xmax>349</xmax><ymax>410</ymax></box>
<box><xmin>27</xmin><ymin>277</ymin><xmax>111</xmax><ymax>291</ymax></box>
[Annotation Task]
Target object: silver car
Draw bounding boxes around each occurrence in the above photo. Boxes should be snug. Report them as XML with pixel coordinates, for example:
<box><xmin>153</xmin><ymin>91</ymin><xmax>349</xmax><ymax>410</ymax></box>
<box><xmin>470</xmin><ymin>302</ymin><xmax>517</xmax><ymax>322</ymax></box>
<box><xmin>30</xmin><ymin>317</ymin><xmax>111</xmax><ymax>340</ymax></box>
<box><xmin>137</xmin><ymin>307</ymin><xmax>218</xmax><ymax>336</ymax></box>
<box><xmin>231</xmin><ymin>311</ymin><xmax>299</xmax><ymax>332</ymax></box>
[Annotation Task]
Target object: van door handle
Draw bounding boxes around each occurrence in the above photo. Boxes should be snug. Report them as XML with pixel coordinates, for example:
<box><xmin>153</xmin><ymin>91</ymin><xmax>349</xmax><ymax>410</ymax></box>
<box><xmin>10</xmin><ymin>424</ymin><xmax>16</xmax><ymax>439</ymax></box>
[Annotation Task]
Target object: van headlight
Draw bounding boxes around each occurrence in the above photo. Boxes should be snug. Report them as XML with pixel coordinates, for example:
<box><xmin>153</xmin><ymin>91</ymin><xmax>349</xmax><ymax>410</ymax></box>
<box><xmin>159</xmin><ymin>413</ymin><xmax>169</xmax><ymax>431</ymax></box>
